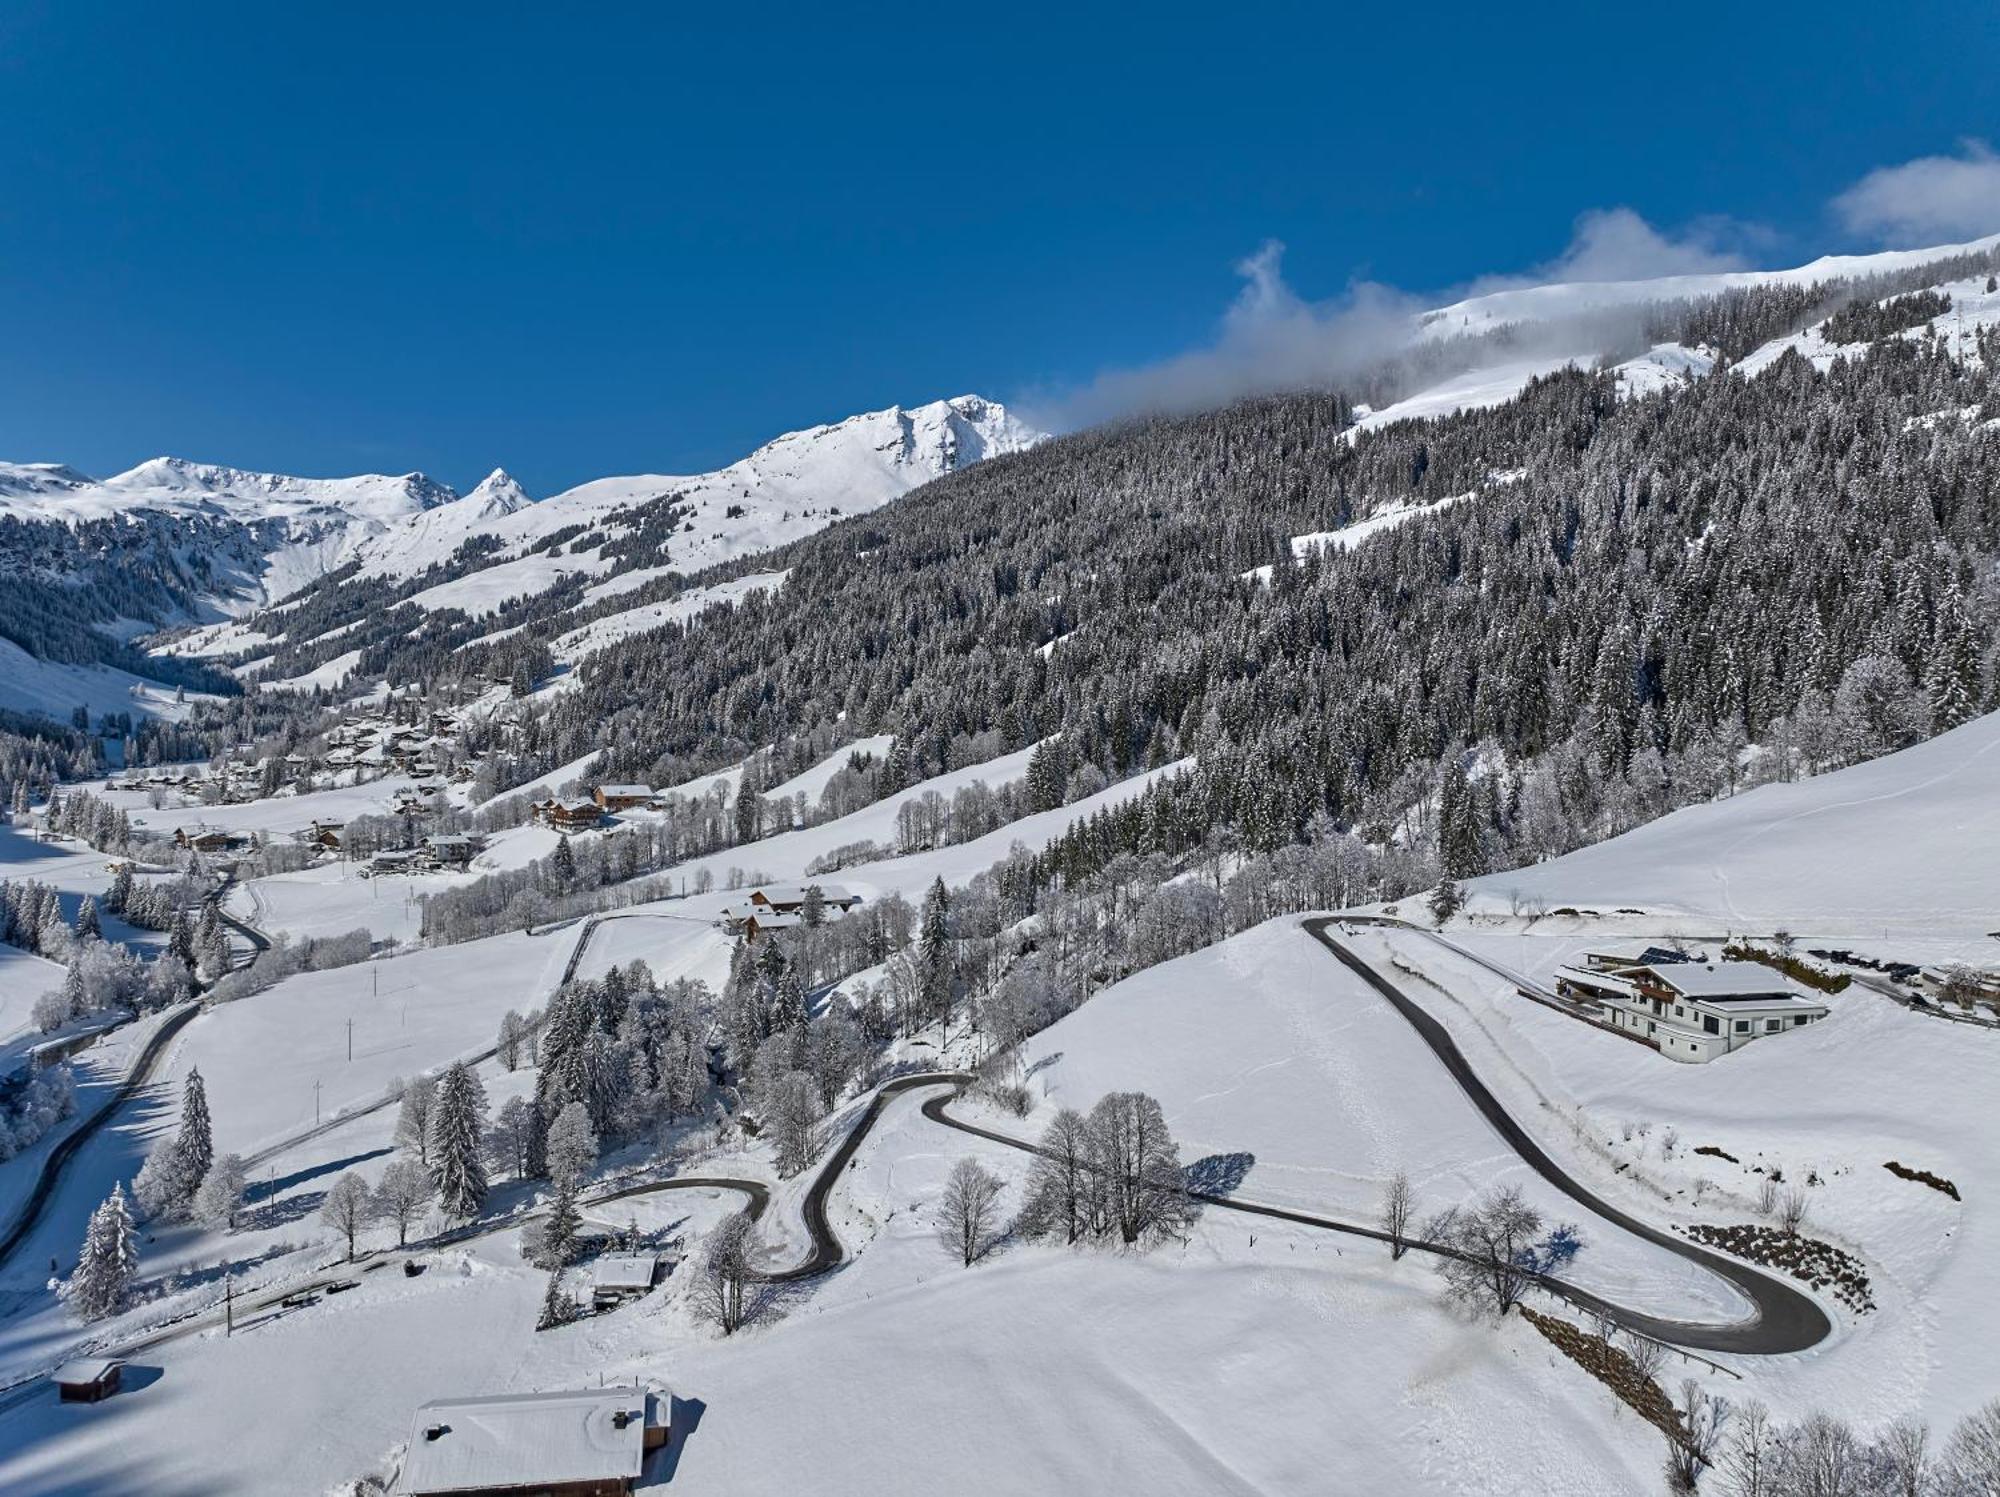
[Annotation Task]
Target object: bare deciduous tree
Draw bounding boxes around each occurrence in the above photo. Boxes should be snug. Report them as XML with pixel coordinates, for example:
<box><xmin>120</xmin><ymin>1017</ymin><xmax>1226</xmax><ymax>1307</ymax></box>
<box><xmin>394</xmin><ymin>1075</ymin><xmax>439</xmax><ymax>1166</ymax></box>
<box><xmin>1878</xmin><ymin>1417</ymin><xmax>1931</xmax><ymax>1497</ymax></box>
<box><xmin>937</xmin><ymin>1158</ymin><xmax>1004</xmax><ymax>1267</ymax></box>
<box><xmin>1779</xmin><ymin>1412</ymin><xmax>1860</xmax><ymax>1496</ymax></box>
<box><xmin>1018</xmin><ymin>1107</ymin><xmax>1098</xmax><ymax>1245</ymax></box>
<box><xmin>1625</xmin><ymin>1331</ymin><xmax>1669</xmax><ymax>1390</ymax></box>
<box><xmin>1719</xmin><ymin>1398</ymin><xmax>1777</xmax><ymax>1497</ymax></box>
<box><xmin>1086</xmin><ymin>1091</ymin><xmax>1194</xmax><ymax>1247</ymax></box>
<box><xmin>1430</xmin><ymin>1185</ymin><xmax>1542</xmax><ymax>1317</ymax></box>
<box><xmin>1665</xmin><ymin>1378</ymin><xmax>1728</xmax><ymax>1494</ymax></box>
<box><xmin>1943</xmin><ymin>1399</ymin><xmax>2000</xmax><ymax>1493</ymax></box>
<box><xmin>1381</xmin><ymin>1171</ymin><xmax>1414</xmax><ymax>1261</ymax></box>
<box><xmin>320</xmin><ymin>1172</ymin><xmax>371</xmax><ymax>1261</ymax></box>
<box><xmin>370</xmin><ymin>1159</ymin><xmax>434</xmax><ymax>1248</ymax></box>
<box><xmin>690</xmin><ymin>1211</ymin><xmax>757</xmax><ymax>1336</ymax></box>
<box><xmin>765</xmin><ymin>1072</ymin><xmax>825</xmax><ymax>1179</ymax></box>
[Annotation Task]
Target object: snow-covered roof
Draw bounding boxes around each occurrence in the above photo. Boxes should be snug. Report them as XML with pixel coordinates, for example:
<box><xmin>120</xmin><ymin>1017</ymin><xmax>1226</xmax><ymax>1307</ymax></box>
<box><xmin>52</xmin><ymin>1357</ymin><xmax>122</xmax><ymax>1385</ymax></box>
<box><xmin>752</xmin><ymin>883</ymin><xmax>858</xmax><ymax>906</ymax></box>
<box><xmin>1636</xmin><ymin>962</ymin><xmax>1816</xmax><ymax>1002</ymax></box>
<box><xmin>747</xmin><ymin>910</ymin><xmax>803</xmax><ymax>930</ymax></box>
<box><xmin>596</xmin><ymin>783</ymin><xmax>654</xmax><ymax>798</ymax></box>
<box><xmin>589</xmin><ymin>1254</ymin><xmax>660</xmax><ymax>1291</ymax></box>
<box><xmin>399</xmin><ymin>1387</ymin><xmax>654</xmax><ymax>1494</ymax></box>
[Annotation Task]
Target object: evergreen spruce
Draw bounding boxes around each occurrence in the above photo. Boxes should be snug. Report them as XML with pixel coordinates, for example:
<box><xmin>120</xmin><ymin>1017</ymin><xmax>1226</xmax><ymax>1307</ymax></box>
<box><xmin>539</xmin><ymin>1176</ymin><xmax>583</xmax><ymax>1268</ymax></box>
<box><xmin>63</xmin><ymin>1184</ymin><xmax>138</xmax><ymax>1320</ymax></box>
<box><xmin>427</xmin><ymin>1061</ymin><xmax>489</xmax><ymax>1218</ymax></box>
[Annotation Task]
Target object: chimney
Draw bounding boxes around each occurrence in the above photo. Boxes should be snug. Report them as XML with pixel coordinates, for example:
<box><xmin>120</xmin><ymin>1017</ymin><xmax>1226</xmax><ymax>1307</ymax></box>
<box><xmin>424</xmin><ymin>1424</ymin><xmax>451</xmax><ymax>1442</ymax></box>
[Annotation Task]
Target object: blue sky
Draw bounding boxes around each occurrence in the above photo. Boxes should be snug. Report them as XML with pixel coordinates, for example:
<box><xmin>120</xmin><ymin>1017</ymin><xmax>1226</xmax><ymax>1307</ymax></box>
<box><xmin>1</xmin><ymin>1</ymin><xmax>1996</xmax><ymax>495</ymax></box>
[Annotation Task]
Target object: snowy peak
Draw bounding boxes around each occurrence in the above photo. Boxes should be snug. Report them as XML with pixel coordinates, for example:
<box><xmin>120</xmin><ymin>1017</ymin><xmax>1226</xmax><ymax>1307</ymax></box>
<box><xmin>314</xmin><ymin>394</ymin><xmax>1045</xmax><ymax>601</ymax></box>
<box><xmin>895</xmin><ymin>395</ymin><xmax>1042</xmax><ymax>477</ymax></box>
<box><xmin>461</xmin><ymin>468</ymin><xmax>535</xmax><ymax>517</ymax></box>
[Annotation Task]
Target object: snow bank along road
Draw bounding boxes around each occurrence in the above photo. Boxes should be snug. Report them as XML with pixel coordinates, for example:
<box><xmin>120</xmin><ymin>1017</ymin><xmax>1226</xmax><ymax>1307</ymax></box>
<box><xmin>0</xmin><ymin>874</ymin><xmax>274</xmax><ymax>1272</ymax></box>
<box><xmin>0</xmin><ymin>1003</ymin><xmax>201</xmax><ymax>1268</ymax></box>
<box><xmin>1302</xmin><ymin>916</ymin><xmax>1832</xmax><ymax>1355</ymax></box>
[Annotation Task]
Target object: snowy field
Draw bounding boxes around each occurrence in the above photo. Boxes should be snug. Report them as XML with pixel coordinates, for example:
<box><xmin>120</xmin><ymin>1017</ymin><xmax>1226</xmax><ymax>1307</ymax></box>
<box><xmin>1467</xmin><ymin>706</ymin><xmax>2000</xmax><ymax>941</ymax></box>
<box><xmin>1019</xmin><ymin>919</ymin><xmax>1741</xmax><ymax>1322</ymax></box>
<box><xmin>109</xmin><ymin>775</ymin><xmax>419</xmax><ymax>840</ymax></box>
<box><xmin>0</xmin><ymin>1068</ymin><xmax>1662</xmax><ymax>1497</ymax></box>
<box><xmin>0</xmin><ymin>639</ymin><xmax>211</xmax><ymax>726</ymax></box>
<box><xmin>1349</xmin><ymin>920</ymin><xmax>1996</xmax><ymax>1432</ymax></box>
<box><xmin>550</xmin><ymin>570</ymin><xmax>789</xmax><ymax>665</ymax></box>
<box><xmin>236</xmin><ymin>859</ymin><xmax>457</xmax><ymax>946</ymax></box>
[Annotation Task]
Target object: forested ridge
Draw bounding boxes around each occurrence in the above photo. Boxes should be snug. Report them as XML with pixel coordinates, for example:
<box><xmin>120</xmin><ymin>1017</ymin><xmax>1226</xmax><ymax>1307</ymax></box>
<box><xmin>492</xmin><ymin>318</ymin><xmax>1998</xmax><ymax>883</ymax></box>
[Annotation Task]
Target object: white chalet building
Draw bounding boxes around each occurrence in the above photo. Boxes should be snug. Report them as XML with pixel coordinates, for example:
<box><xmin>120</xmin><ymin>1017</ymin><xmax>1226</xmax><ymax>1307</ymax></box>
<box><xmin>1555</xmin><ymin>959</ymin><xmax>1829</xmax><ymax>1063</ymax></box>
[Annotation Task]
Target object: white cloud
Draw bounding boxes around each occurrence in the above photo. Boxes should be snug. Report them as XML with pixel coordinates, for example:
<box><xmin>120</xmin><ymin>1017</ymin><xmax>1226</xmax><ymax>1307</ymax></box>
<box><xmin>1534</xmin><ymin>207</ymin><xmax>1748</xmax><ymax>283</ymax></box>
<box><xmin>1027</xmin><ymin>210</ymin><xmax>1754</xmax><ymax>429</ymax></box>
<box><xmin>1833</xmin><ymin>141</ymin><xmax>2000</xmax><ymax>245</ymax></box>
<box><xmin>1021</xmin><ymin>242</ymin><xmax>1423</xmax><ymax>429</ymax></box>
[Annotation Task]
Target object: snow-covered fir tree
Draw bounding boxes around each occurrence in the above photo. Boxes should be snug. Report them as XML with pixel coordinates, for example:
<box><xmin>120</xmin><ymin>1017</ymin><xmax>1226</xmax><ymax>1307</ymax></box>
<box><xmin>427</xmin><ymin>1061</ymin><xmax>489</xmax><ymax>1218</ymax></box>
<box><xmin>63</xmin><ymin>1183</ymin><xmax>138</xmax><ymax>1320</ymax></box>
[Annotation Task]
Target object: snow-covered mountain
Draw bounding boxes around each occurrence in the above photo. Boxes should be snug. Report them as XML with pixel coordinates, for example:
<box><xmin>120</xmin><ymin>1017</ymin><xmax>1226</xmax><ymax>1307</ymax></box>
<box><xmin>1</xmin><ymin>395</ymin><xmax>1040</xmax><ymax>624</ymax></box>
<box><xmin>0</xmin><ymin>455</ymin><xmax>458</xmax><ymax>528</ymax></box>
<box><xmin>343</xmin><ymin>394</ymin><xmax>1042</xmax><ymax>586</ymax></box>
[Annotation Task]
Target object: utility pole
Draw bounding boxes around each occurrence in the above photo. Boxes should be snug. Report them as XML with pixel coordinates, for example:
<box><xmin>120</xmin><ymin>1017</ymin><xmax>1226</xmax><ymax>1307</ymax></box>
<box><xmin>314</xmin><ymin>1079</ymin><xmax>322</xmax><ymax>1126</ymax></box>
<box><xmin>347</xmin><ymin>1017</ymin><xmax>354</xmax><ymax>1062</ymax></box>
<box><xmin>225</xmin><ymin>1273</ymin><xmax>234</xmax><ymax>1337</ymax></box>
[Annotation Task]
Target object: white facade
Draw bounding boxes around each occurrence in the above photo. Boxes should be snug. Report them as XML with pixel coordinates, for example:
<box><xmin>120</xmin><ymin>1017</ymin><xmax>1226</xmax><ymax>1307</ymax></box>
<box><xmin>1554</xmin><ymin>961</ymin><xmax>1829</xmax><ymax>1064</ymax></box>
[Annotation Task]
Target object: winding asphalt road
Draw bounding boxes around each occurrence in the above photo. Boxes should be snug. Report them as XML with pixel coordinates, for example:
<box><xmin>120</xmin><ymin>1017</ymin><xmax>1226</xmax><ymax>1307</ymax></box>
<box><xmin>1298</xmin><ymin>916</ymin><xmax>1830</xmax><ymax>1355</ymax></box>
<box><xmin>3</xmin><ymin>905</ymin><xmax>1833</xmax><ymax>1410</ymax></box>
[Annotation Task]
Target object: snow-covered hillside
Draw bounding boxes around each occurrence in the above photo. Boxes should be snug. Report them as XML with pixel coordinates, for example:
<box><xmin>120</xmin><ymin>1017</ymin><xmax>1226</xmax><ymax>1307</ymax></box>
<box><xmin>1417</xmin><ymin>232</ymin><xmax>2000</xmax><ymax>343</ymax></box>
<box><xmin>1468</xmin><ymin>706</ymin><xmax>2000</xmax><ymax>940</ymax></box>
<box><xmin>1343</xmin><ymin>233</ymin><xmax>2000</xmax><ymax>438</ymax></box>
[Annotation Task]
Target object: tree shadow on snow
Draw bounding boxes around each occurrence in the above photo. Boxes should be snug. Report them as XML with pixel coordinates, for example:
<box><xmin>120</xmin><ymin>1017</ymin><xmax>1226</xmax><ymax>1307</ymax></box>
<box><xmin>1184</xmin><ymin>1152</ymin><xmax>1256</xmax><ymax>1198</ymax></box>
<box><xmin>261</xmin><ymin>1146</ymin><xmax>392</xmax><ymax>1202</ymax></box>
<box><xmin>251</xmin><ymin>1186</ymin><xmax>328</xmax><ymax>1231</ymax></box>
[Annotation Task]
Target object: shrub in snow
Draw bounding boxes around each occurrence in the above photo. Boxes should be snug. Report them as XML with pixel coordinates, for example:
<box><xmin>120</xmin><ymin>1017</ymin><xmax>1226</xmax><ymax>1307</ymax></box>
<box><xmin>0</xmin><ymin>1063</ymin><xmax>77</xmax><ymax>1162</ymax></box>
